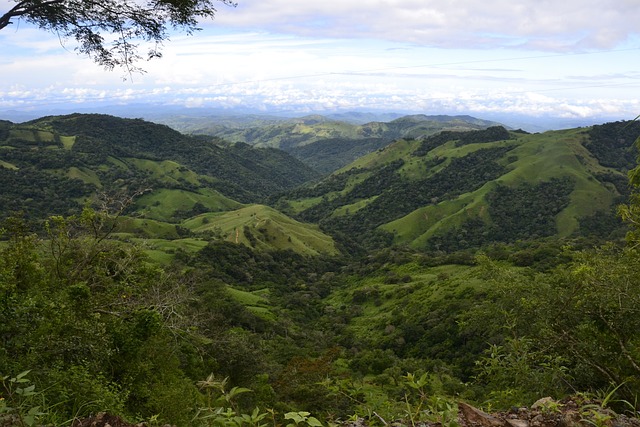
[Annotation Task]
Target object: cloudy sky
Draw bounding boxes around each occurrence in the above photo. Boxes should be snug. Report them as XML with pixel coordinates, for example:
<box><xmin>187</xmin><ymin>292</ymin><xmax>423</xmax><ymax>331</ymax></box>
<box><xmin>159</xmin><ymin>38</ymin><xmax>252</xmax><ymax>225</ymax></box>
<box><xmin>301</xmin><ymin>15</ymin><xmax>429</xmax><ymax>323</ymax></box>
<box><xmin>1</xmin><ymin>0</ymin><xmax>640</xmax><ymax>126</ymax></box>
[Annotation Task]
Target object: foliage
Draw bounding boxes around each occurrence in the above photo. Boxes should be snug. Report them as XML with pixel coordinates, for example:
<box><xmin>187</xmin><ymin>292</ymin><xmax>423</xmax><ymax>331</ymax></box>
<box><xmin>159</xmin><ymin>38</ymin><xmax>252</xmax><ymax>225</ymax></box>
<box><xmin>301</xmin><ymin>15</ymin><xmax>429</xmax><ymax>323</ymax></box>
<box><xmin>284</xmin><ymin>411</ymin><xmax>322</xmax><ymax>427</ymax></box>
<box><xmin>304</xmin><ymin>145</ymin><xmax>513</xmax><ymax>250</ymax></box>
<box><xmin>0</xmin><ymin>0</ymin><xmax>236</xmax><ymax>73</ymax></box>
<box><xmin>0</xmin><ymin>114</ymin><xmax>320</xmax><ymax>226</ymax></box>
<box><xmin>474</xmin><ymin>337</ymin><xmax>570</xmax><ymax>408</ymax></box>
<box><xmin>0</xmin><ymin>209</ymin><xmax>206</xmax><ymax>425</ymax></box>
<box><xmin>413</xmin><ymin>126</ymin><xmax>511</xmax><ymax>156</ymax></box>
<box><xmin>427</xmin><ymin>178</ymin><xmax>575</xmax><ymax>252</ymax></box>
<box><xmin>0</xmin><ymin>370</ymin><xmax>46</xmax><ymax>427</ymax></box>
<box><xmin>3</xmin><ymin>115</ymin><xmax>640</xmax><ymax>425</ymax></box>
<box><xmin>290</xmin><ymin>137</ymin><xmax>391</xmax><ymax>174</ymax></box>
<box><xmin>402</xmin><ymin>373</ymin><xmax>459</xmax><ymax>427</ymax></box>
<box><xmin>193</xmin><ymin>374</ymin><xmax>261</xmax><ymax>427</ymax></box>
<box><xmin>466</xmin><ymin>249</ymin><xmax>640</xmax><ymax>408</ymax></box>
<box><xmin>584</xmin><ymin>121</ymin><xmax>640</xmax><ymax>170</ymax></box>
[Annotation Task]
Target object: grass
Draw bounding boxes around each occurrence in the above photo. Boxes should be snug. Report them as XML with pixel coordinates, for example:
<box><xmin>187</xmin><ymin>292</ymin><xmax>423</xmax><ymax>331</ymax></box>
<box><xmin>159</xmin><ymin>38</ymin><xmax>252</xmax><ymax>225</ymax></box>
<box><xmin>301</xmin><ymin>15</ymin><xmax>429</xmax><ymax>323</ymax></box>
<box><xmin>226</xmin><ymin>287</ymin><xmax>275</xmax><ymax>321</ymax></box>
<box><xmin>116</xmin><ymin>217</ymin><xmax>181</xmax><ymax>239</ymax></box>
<box><xmin>36</xmin><ymin>130</ymin><xmax>56</xmax><ymax>143</ymax></box>
<box><xmin>105</xmin><ymin>156</ymin><xmax>130</xmax><ymax>171</ymax></box>
<box><xmin>318</xmin><ymin>127</ymin><xmax>622</xmax><ymax>248</ymax></box>
<box><xmin>60</xmin><ymin>136</ymin><xmax>76</xmax><ymax>150</ymax></box>
<box><xmin>332</xmin><ymin>197</ymin><xmax>377</xmax><ymax>217</ymax></box>
<box><xmin>135</xmin><ymin>188</ymin><xmax>242</xmax><ymax>222</ymax></box>
<box><xmin>287</xmin><ymin>196</ymin><xmax>325</xmax><ymax>213</ymax></box>
<box><xmin>8</xmin><ymin>129</ymin><xmax>38</xmax><ymax>142</ymax></box>
<box><xmin>0</xmin><ymin>160</ymin><xmax>18</xmax><ymax>170</ymax></box>
<box><xmin>183</xmin><ymin>204</ymin><xmax>338</xmax><ymax>256</ymax></box>
<box><xmin>123</xmin><ymin>158</ymin><xmax>204</xmax><ymax>187</ymax></box>
<box><xmin>382</xmin><ymin>189</ymin><xmax>493</xmax><ymax>246</ymax></box>
<box><xmin>133</xmin><ymin>238</ymin><xmax>209</xmax><ymax>264</ymax></box>
<box><xmin>67</xmin><ymin>167</ymin><xmax>102</xmax><ymax>187</ymax></box>
<box><xmin>7</xmin><ymin>128</ymin><xmax>58</xmax><ymax>145</ymax></box>
<box><xmin>342</xmin><ymin>139</ymin><xmax>417</xmax><ymax>172</ymax></box>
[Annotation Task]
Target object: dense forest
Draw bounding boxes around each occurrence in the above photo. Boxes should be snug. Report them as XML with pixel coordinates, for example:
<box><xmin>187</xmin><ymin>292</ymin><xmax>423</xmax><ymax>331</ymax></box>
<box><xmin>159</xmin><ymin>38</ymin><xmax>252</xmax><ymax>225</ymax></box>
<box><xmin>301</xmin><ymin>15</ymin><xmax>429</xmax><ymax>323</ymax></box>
<box><xmin>1</xmin><ymin>116</ymin><xmax>640</xmax><ymax>427</ymax></box>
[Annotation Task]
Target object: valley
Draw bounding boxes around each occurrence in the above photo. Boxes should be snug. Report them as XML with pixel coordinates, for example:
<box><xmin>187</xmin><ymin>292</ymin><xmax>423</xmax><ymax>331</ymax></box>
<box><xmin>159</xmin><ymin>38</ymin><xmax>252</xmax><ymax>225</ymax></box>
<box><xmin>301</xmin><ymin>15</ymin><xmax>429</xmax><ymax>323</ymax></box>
<box><xmin>0</xmin><ymin>112</ymin><xmax>639</xmax><ymax>427</ymax></box>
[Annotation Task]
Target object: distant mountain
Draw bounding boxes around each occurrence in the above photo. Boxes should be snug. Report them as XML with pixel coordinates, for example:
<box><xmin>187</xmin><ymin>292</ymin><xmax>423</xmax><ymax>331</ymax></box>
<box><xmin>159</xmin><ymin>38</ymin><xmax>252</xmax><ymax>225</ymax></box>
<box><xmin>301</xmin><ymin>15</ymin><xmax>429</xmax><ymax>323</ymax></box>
<box><xmin>175</xmin><ymin>113</ymin><xmax>505</xmax><ymax>173</ymax></box>
<box><xmin>151</xmin><ymin>114</ymin><xmax>292</xmax><ymax>133</ymax></box>
<box><xmin>181</xmin><ymin>113</ymin><xmax>504</xmax><ymax>150</ymax></box>
<box><xmin>0</xmin><ymin>114</ymin><xmax>334</xmax><ymax>256</ymax></box>
<box><xmin>274</xmin><ymin>121</ymin><xmax>639</xmax><ymax>251</ymax></box>
<box><xmin>324</xmin><ymin>111</ymin><xmax>405</xmax><ymax>124</ymax></box>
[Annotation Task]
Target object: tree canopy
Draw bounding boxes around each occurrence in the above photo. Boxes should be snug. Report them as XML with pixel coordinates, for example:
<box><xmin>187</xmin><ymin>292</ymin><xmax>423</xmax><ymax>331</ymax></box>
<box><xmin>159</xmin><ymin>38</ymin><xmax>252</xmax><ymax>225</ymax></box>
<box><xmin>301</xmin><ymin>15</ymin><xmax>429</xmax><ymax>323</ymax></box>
<box><xmin>0</xmin><ymin>0</ymin><xmax>236</xmax><ymax>72</ymax></box>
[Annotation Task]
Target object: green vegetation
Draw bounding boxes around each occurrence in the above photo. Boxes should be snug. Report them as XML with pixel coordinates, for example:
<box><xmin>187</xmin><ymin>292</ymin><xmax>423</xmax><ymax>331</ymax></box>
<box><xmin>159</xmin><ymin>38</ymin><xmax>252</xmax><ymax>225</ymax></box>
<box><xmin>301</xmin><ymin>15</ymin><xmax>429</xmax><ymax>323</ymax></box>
<box><xmin>282</xmin><ymin>124</ymin><xmax>632</xmax><ymax>251</ymax></box>
<box><xmin>0</xmin><ymin>114</ymin><xmax>334</xmax><ymax>257</ymax></box>
<box><xmin>182</xmin><ymin>205</ymin><xmax>338</xmax><ymax>256</ymax></box>
<box><xmin>187</xmin><ymin>114</ymin><xmax>504</xmax><ymax>173</ymax></box>
<box><xmin>1</xmin><ymin>114</ymin><xmax>640</xmax><ymax>426</ymax></box>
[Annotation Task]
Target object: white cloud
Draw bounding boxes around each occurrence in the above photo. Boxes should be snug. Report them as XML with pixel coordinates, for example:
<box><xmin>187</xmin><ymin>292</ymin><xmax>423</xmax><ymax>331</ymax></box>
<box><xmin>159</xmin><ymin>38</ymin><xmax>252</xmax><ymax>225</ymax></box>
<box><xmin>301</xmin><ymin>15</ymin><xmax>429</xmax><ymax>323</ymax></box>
<box><xmin>1</xmin><ymin>0</ymin><xmax>639</xmax><ymax>124</ymax></box>
<box><xmin>213</xmin><ymin>0</ymin><xmax>640</xmax><ymax>51</ymax></box>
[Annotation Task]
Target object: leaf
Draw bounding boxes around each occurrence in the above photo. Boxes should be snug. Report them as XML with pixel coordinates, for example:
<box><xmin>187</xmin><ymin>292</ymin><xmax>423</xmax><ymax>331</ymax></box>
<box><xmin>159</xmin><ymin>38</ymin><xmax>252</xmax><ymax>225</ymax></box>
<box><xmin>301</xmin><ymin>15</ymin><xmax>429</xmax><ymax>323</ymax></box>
<box><xmin>226</xmin><ymin>386</ymin><xmax>252</xmax><ymax>401</ymax></box>
<box><xmin>307</xmin><ymin>416</ymin><xmax>323</xmax><ymax>427</ymax></box>
<box><xmin>15</xmin><ymin>370</ymin><xmax>31</xmax><ymax>380</ymax></box>
<box><xmin>16</xmin><ymin>384</ymin><xmax>36</xmax><ymax>396</ymax></box>
<box><xmin>285</xmin><ymin>412</ymin><xmax>305</xmax><ymax>423</ymax></box>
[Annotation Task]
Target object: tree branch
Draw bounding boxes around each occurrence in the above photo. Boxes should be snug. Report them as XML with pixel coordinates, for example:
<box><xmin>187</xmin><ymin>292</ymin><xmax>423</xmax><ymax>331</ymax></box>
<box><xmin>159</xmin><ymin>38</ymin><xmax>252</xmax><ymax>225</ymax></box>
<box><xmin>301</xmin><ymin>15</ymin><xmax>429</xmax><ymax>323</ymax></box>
<box><xmin>0</xmin><ymin>0</ymin><xmax>67</xmax><ymax>30</ymax></box>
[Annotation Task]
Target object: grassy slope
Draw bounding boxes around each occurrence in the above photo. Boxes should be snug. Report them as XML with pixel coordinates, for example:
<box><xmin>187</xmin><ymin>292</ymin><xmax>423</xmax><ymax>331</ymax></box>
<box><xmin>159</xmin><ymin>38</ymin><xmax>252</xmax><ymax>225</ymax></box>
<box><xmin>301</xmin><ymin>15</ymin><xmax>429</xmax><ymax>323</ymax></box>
<box><xmin>134</xmin><ymin>188</ymin><xmax>242</xmax><ymax>222</ymax></box>
<box><xmin>382</xmin><ymin>129</ymin><xmax>617</xmax><ymax>246</ymax></box>
<box><xmin>283</xmin><ymin>126</ymin><xmax>626</xmax><ymax>249</ymax></box>
<box><xmin>225</xmin><ymin>287</ymin><xmax>275</xmax><ymax>320</ymax></box>
<box><xmin>182</xmin><ymin>204</ymin><xmax>338</xmax><ymax>256</ymax></box>
<box><xmin>0</xmin><ymin>160</ymin><xmax>18</xmax><ymax>170</ymax></box>
<box><xmin>123</xmin><ymin>158</ymin><xmax>205</xmax><ymax>187</ymax></box>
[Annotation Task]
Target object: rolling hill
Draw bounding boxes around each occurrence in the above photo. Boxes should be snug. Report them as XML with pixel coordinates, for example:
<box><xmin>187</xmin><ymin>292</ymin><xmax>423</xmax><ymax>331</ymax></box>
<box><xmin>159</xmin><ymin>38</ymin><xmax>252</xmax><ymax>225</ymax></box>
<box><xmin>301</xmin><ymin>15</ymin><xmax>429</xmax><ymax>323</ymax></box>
<box><xmin>0</xmin><ymin>114</ymin><xmax>335</xmax><ymax>257</ymax></box>
<box><xmin>2</xmin><ymin>113</ymin><xmax>638</xmax><ymax>256</ymax></box>
<box><xmin>275</xmin><ymin>121</ymin><xmax>639</xmax><ymax>251</ymax></box>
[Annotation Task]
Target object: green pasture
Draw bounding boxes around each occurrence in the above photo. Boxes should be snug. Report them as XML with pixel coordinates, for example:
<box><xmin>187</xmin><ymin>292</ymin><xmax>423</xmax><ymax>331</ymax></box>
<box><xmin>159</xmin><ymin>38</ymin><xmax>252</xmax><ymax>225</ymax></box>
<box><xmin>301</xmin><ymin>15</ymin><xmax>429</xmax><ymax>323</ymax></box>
<box><xmin>135</xmin><ymin>188</ymin><xmax>242</xmax><ymax>222</ymax></box>
<box><xmin>0</xmin><ymin>160</ymin><xmax>18</xmax><ymax>170</ymax></box>
<box><xmin>183</xmin><ymin>204</ymin><xmax>338</xmax><ymax>255</ymax></box>
<box><xmin>68</xmin><ymin>166</ymin><xmax>102</xmax><ymax>187</ymax></box>
<box><xmin>123</xmin><ymin>157</ymin><xmax>204</xmax><ymax>186</ymax></box>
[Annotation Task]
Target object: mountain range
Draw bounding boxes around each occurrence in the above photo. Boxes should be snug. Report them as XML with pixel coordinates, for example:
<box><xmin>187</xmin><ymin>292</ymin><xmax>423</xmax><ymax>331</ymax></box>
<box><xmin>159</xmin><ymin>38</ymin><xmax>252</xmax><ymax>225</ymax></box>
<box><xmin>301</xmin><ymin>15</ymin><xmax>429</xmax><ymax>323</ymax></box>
<box><xmin>0</xmin><ymin>113</ymin><xmax>638</xmax><ymax>258</ymax></box>
<box><xmin>166</xmin><ymin>113</ymin><xmax>505</xmax><ymax>173</ymax></box>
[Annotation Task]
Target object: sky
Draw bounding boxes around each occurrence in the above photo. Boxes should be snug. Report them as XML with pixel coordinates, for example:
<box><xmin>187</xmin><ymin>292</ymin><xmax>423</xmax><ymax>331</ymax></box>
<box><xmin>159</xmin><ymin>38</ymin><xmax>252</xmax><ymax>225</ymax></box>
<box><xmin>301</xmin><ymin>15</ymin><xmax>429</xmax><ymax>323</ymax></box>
<box><xmin>1</xmin><ymin>0</ymin><xmax>640</xmax><ymax>128</ymax></box>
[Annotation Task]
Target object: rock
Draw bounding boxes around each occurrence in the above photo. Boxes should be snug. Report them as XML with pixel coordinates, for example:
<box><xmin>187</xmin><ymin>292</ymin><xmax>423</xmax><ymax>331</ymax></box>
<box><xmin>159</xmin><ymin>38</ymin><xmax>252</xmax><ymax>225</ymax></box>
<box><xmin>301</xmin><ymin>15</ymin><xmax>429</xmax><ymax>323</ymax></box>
<box><xmin>530</xmin><ymin>414</ymin><xmax>545</xmax><ymax>427</ymax></box>
<box><xmin>506</xmin><ymin>419</ymin><xmax>529</xmax><ymax>427</ymax></box>
<box><xmin>532</xmin><ymin>398</ymin><xmax>555</xmax><ymax>410</ymax></box>
<box><xmin>559</xmin><ymin>410</ymin><xmax>581</xmax><ymax>427</ymax></box>
<box><xmin>458</xmin><ymin>402</ymin><xmax>506</xmax><ymax>427</ymax></box>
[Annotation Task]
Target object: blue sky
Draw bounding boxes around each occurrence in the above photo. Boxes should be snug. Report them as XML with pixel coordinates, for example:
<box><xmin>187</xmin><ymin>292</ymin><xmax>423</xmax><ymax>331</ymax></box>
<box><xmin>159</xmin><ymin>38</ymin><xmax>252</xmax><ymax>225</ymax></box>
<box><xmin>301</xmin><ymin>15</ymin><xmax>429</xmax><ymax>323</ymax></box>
<box><xmin>1</xmin><ymin>0</ymin><xmax>640</xmax><ymax>126</ymax></box>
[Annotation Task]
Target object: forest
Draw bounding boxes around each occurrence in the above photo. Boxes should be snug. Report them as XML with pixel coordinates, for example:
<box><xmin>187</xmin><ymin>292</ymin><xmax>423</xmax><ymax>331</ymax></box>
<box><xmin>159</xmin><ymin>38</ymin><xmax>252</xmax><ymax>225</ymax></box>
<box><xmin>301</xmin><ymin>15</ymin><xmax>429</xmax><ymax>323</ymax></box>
<box><xmin>1</xmin><ymin>116</ymin><xmax>640</xmax><ymax>427</ymax></box>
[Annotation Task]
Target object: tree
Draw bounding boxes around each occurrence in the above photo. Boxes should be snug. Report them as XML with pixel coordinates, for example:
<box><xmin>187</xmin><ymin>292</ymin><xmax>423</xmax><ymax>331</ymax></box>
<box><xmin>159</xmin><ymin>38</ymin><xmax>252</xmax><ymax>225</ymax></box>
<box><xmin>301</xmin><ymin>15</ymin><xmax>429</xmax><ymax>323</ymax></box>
<box><xmin>0</xmin><ymin>0</ymin><xmax>236</xmax><ymax>73</ymax></box>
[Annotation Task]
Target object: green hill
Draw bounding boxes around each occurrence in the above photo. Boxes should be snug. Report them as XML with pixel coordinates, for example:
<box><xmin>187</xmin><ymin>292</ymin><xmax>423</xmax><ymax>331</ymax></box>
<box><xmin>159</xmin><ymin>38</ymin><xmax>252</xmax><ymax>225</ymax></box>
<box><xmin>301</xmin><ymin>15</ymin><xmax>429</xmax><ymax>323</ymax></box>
<box><xmin>2</xmin><ymin>114</ymin><xmax>637</xmax><ymax>255</ymax></box>
<box><xmin>182</xmin><ymin>204</ymin><xmax>338</xmax><ymax>256</ymax></box>
<box><xmin>19</xmin><ymin>113</ymin><xmax>320</xmax><ymax>202</ymax></box>
<box><xmin>0</xmin><ymin>114</ymin><xmax>335</xmax><ymax>256</ymax></box>
<box><xmin>277</xmin><ymin>122</ymin><xmax>638</xmax><ymax>251</ymax></box>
